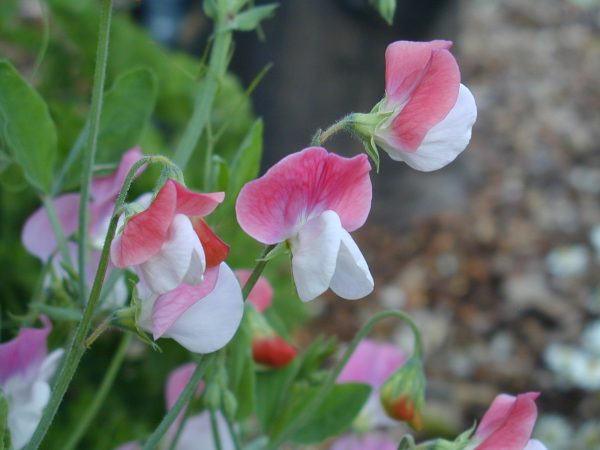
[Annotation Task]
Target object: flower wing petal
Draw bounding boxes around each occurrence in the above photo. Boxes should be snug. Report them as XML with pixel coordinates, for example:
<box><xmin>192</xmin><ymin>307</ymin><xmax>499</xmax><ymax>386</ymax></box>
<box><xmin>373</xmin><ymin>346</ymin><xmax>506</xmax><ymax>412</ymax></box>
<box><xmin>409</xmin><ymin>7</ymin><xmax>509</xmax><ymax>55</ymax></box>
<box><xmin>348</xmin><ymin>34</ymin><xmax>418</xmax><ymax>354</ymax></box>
<box><xmin>329</xmin><ymin>230</ymin><xmax>374</xmax><ymax>300</ymax></box>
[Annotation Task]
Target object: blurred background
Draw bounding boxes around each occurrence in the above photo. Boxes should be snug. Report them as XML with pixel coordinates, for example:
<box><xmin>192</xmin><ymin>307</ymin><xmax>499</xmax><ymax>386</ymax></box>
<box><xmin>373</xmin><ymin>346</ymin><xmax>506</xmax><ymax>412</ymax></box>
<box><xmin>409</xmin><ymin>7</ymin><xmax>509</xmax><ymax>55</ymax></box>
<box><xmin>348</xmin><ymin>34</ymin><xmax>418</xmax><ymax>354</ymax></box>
<box><xmin>2</xmin><ymin>0</ymin><xmax>600</xmax><ymax>448</ymax></box>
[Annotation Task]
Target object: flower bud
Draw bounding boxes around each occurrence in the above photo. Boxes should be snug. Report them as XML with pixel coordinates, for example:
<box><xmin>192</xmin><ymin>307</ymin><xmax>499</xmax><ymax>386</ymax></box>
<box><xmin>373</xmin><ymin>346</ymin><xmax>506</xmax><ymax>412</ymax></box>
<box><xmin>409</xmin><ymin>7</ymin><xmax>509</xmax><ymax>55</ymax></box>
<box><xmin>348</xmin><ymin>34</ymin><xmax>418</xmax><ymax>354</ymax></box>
<box><xmin>247</xmin><ymin>306</ymin><xmax>297</xmax><ymax>368</ymax></box>
<box><xmin>379</xmin><ymin>356</ymin><xmax>426</xmax><ymax>430</ymax></box>
<box><xmin>222</xmin><ymin>390</ymin><xmax>238</xmax><ymax>420</ymax></box>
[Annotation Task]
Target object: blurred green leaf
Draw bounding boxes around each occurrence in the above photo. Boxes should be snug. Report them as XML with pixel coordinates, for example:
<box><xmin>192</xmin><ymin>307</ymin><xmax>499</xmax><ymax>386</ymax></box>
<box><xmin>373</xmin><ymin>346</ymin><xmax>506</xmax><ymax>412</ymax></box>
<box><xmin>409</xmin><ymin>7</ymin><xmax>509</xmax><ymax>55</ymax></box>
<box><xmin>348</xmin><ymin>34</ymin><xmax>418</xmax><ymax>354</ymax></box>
<box><xmin>0</xmin><ymin>390</ymin><xmax>11</xmax><ymax>450</ymax></box>
<box><xmin>369</xmin><ymin>0</ymin><xmax>396</xmax><ymax>25</ymax></box>
<box><xmin>0</xmin><ymin>60</ymin><xmax>57</xmax><ymax>192</ymax></box>
<box><xmin>225</xmin><ymin>4</ymin><xmax>278</xmax><ymax>32</ymax></box>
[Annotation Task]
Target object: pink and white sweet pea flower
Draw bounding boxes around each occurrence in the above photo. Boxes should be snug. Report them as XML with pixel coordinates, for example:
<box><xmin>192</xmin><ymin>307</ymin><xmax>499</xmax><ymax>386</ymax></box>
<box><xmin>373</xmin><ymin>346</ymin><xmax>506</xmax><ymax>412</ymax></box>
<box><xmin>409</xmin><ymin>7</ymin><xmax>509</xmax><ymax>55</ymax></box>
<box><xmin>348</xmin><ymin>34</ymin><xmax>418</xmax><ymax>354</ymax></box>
<box><xmin>135</xmin><ymin>262</ymin><xmax>243</xmax><ymax>354</ymax></box>
<box><xmin>115</xmin><ymin>363</ymin><xmax>233</xmax><ymax>450</ymax></box>
<box><xmin>468</xmin><ymin>392</ymin><xmax>547</xmax><ymax>450</ymax></box>
<box><xmin>353</xmin><ymin>40</ymin><xmax>477</xmax><ymax>171</ymax></box>
<box><xmin>0</xmin><ymin>317</ymin><xmax>63</xmax><ymax>450</ymax></box>
<box><xmin>236</xmin><ymin>147</ymin><xmax>374</xmax><ymax>302</ymax></box>
<box><xmin>110</xmin><ymin>179</ymin><xmax>227</xmax><ymax>295</ymax></box>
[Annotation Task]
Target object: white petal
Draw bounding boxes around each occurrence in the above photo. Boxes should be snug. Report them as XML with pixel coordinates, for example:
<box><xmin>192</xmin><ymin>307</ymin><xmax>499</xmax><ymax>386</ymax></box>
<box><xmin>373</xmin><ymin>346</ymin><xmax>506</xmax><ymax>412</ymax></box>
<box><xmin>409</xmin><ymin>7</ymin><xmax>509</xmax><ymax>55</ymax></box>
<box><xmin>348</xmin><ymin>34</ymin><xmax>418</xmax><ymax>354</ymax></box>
<box><xmin>163</xmin><ymin>263</ymin><xmax>243</xmax><ymax>353</ymax></box>
<box><xmin>7</xmin><ymin>381</ymin><xmax>51</xmax><ymax>450</ymax></box>
<box><xmin>36</xmin><ymin>349</ymin><xmax>64</xmax><ymax>383</ymax></box>
<box><xmin>329</xmin><ymin>230</ymin><xmax>374</xmax><ymax>300</ymax></box>
<box><xmin>524</xmin><ymin>440</ymin><xmax>548</xmax><ymax>450</ymax></box>
<box><xmin>175</xmin><ymin>411</ymin><xmax>234</xmax><ymax>450</ymax></box>
<box><xmin>389</xmin><ymin>84</ymin><xmax>477</xmax><ymax>172</ymax></box>
<box><xmin>138</xmin><ymin>214</ymin><xmax>205</xmax><ymax>294</ymax></box>
<box><xmin>291</xmin><ymin>211</ymin><xmax>342</xmax><ymax>302</ymax></box>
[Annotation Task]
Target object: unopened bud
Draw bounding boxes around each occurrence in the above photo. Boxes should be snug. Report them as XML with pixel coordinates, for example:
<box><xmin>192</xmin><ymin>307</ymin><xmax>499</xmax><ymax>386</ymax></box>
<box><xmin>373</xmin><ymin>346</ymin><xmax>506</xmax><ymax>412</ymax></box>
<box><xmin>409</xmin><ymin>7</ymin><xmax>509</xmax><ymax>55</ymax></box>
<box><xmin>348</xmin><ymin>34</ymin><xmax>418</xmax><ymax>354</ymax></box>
<box><xmin>379</xmin><ymin>356</ymin><xmax>426</xmax><ymax>430</ymax></box>
<box><xmin>252</xmin><ymin>335</ymin><xmax>297</xmax><ymax>368</ymax></box>
<box><xmin>223</xmin><ymin>390</ymin><xmax>238</xmax><ymax>420</ymax></box>
<box><xmin>204</xmin><ymin>382</ymin><xmax>222</xmax><ymax>411</ymax></box>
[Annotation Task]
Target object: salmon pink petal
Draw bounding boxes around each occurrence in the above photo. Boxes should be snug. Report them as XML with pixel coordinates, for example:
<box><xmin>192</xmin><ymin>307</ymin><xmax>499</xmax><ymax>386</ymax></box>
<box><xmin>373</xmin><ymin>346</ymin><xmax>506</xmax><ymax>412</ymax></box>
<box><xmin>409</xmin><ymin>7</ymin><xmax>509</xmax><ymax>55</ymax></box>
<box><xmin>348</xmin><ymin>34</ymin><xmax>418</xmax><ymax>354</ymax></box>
<box><xmin>165</xmin><ymin>363</ymin><xmax>204</xmax><ymax>410</ymax></box>
<box><xmin>91</xmin><ymin>147</ymin><xmax>144</xmax><ymax>207</ymax></box>
<box><xmin>22</xmin><ymin>194</ymin><xmax>80</xmax><ymax>261</ymax></box>
<box><xmin>173</xmin><ymin>180</ymin><xmax>224</xmax><ymax>217</ymax></box>
<box><xmin>156</xmin><ymin>264</ymin><xmax>243</xmax><ymax>353</ymax></box>
<box><xmin>236</xmin><ymin>147</ymin><xmax>372</xmax><ymax>244</ymax></box>
<box><xmin>476</xmin><ymin>393</ymin><xmax>539</xmax><ymax>450</ymax></box>
<box><xmin>291</xmin><ymin>211</ymin><xmax>342</xmax><ymax>302</ymax></box>
<box><xmin>151</xmin><ymin>267</ymin><xmax>220</xmax><ymax>339</ymax></box>
<box><xmin>330</xmin><ymin>230</ymin><xmax>374</xmax><ymax>300</ymax></box>
<box><xmin>387</xmin><ymin>46</ymin><xmax>460</xmax><ymax>152</ymax></box>
<box><xmin>385</xmin><ymin>40</ymin><xmax>453</xmax><ymax>103</ymax></box>
<box><xmin>192</xmin><ymin>218</ymin><xmax>230</xmax><ymax>268</ymax></box>
<box><xmin>136</xmin><ymin>215</ymin><xmax>205</xmax><ymax>294</ymax></box>
<box><xmin>385</xmin><ymin>84</ymin><xmax>476</xmax><ymax>171</ymax></box>
<box><xmin>235</xmin><ymin>270</ymin><xmax>273</xmax><ymax>312</ymax></box>
<box><xmin>111</xmin><ymin>180</ymin><xmax>177</xmax><ymax>267</ymax></box>
<box><xmin>338</xmin><ymin>339</ymin><xmax>405</xmax><ymax>388</ymax></box>
<box><xmin>0</xmin><ymin>316</ymin><xmax>51</xmax><ymax>384</ymax></box>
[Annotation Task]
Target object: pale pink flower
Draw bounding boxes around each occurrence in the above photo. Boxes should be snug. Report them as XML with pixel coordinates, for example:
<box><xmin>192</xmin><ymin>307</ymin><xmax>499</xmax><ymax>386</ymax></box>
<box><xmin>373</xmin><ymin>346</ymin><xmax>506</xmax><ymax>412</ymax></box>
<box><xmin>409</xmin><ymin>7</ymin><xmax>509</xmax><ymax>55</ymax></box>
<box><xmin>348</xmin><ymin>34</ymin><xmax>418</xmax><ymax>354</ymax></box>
<box><xmin>357</xmin><ymin>40</ymin><xmax>477</xmax><ymax>171</ymax></box>
<box><xmin>236</xmin><ymin>147</ymin><xmax>373</xmax><ymax>302</ymax></box>
<box><xmin>0</xmin><ymin>317</ymin><xmax>63</xmax><ymax>450</ymax></box>
<box><xmin>135</xmin><ymin>263</ymin><xmax>243</xmax><ymax>354</ymax></box>
<box><xmin>235</xmin><ymin>269</ymin><xmax>273</xmax><ymax>312</ymax></box>
<box><xmin>110</xmin><ymin>179</ymin><xmax>226</xmax><ymax>295</ymax></box>
<box><xmin>22</xmin><ymin>147</ymin><xmax>144</xmax><ymax>260</ymax></box>
<box><xmin>472</xmin><ymin>392</ymin><xmax>547</xmax><ymax>450</ymax></box>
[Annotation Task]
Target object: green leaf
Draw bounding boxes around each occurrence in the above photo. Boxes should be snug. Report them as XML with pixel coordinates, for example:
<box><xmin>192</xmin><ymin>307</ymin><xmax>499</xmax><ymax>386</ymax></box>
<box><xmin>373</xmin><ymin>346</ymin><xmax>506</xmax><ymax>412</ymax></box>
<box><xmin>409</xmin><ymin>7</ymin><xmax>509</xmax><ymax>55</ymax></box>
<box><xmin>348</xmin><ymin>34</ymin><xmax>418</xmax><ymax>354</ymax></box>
<box><xmin>211</xmin><ymin>155</ymin><xmax>230</xmax><ymax>192</ymax></box>
<box><xmin>0</xmin><ymin>60</ymin><xmax>57</xmax><ymax>192</ymax></box>
<box><xmin>0</xmin><ymin>390</ymin><xmax>11</xmax><ymax>450</ymax></box>
<box><xmin>369</xmin><ymin>0</ymin><xmax>396</xmax><ymax>25</ymax></box>
<box><xmin>225</xmin><ymin>4</ymin><xmax>278</xmax><ymax>32</ymax></box>
<box><xmin>97</xmin><ymin>67</ymin><xmax>158</xmax><ymax>163</ymax></box>
<box><xmin>229</xmin><ymin>118</ymin><xmax>263</xmax><ymax>195</ymax></box>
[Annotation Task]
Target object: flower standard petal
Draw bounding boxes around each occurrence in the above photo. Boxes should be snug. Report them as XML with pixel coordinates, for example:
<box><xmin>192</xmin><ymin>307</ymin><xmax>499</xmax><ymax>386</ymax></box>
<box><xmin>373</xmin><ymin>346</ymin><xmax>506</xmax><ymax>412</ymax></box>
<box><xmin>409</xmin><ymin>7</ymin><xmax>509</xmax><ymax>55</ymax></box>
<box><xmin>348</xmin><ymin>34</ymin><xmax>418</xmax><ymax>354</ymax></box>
<box><xmin>111</xmin><ymin>180</ymin><xmax>177</xmax><ymax>267</ymax></box>
<box><xmin>91</xmin><ymin>147</ymin><xmax>144</xmax><ymax>208</ymax></box>
<box><xmin>329</xmin><ymin>230</ymin><xmax>374</xmax><ymax>300</ymax></box>
<box><xmin>172</xmin><ymin>180</ymin><xmax>225</xmax><ymax>217</ymax></box>
<box><xmin>22</xmin><ymin>193</ymin><xmax>81</xmax><ymax>261</ymax></box>
<box><xmin>236</xmin><ymin>147</ymin><xmax>372</xmax><ymax>244</ymax></box>
<box><xmin>156</xmin><ymin>263</ymin><xmax>243</xmax><ymax>353</ymax></box>
<box><xmin>291</xmin><ymin>210</ymin><xmax>343</xmax><ymax>302</ymax></box>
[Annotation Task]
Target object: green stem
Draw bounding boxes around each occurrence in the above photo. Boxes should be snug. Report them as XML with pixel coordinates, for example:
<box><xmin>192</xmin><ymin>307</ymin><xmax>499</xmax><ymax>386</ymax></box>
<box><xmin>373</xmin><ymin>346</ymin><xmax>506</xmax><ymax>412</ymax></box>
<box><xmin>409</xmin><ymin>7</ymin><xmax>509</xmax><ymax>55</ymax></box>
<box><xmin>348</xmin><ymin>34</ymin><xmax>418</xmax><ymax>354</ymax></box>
<box><xmin>311</xmin><ymin>117</ymin><xmax>349</xmax><ymax>146</ymax></box>
<box><xmin>142</xmin><ymin>357</ymin><xmax>207</xmax><ymax>450</ymax></box>
<box><xmin>224</xmin><ymin>414</ymin><xmax>242</xmax><ymax>450</ymax></box>
<box><xmin>241</xmin><ymin>244</ymin><xmax>276</xmax><ymax>299</ymax></box>
<box><xmin>24</xmin><ymin>155</ymin><xmax>159</xmax><ymax>450</ymax></box>
<box><xmin>172</xmin><ymin>17</ymin><xmax>232</xmax><ymax>171</ymax></box>
<box><xmin>63</xmin><ymin>333</ymin><xmax>132</xmax><ymax>450</ymax></box>
<box><xmin>266</xmin><ymin>310</ymin><xmax>424</xmax><ymax>449</ymax></box>
<box><xmin>209</xmin><ymin>409</ymin><xmax>223</xmax><ymax>450</ymax></box>
<box><xmin>42</xmin><ymin>195</ymin><xmax>73</xmax><ymax>268</ymax></box>
<box><xmin>52</xmin><ymin>125</ymin><xmax>87</xmax><ymax>195</ymax></box>
<box><xmin>166</xmin><ymin>400</ymin><xmax>191</xmax><ymax>450</ymax></box>
<box><xmin>77</xmin><ymin>0</ymin><xmax>113</xmax><ymax>301</ymax></box>
<box><xmin>31</xmin><ymin>0</ymin><xmax>50</xmax><ymax>81</ymax></box>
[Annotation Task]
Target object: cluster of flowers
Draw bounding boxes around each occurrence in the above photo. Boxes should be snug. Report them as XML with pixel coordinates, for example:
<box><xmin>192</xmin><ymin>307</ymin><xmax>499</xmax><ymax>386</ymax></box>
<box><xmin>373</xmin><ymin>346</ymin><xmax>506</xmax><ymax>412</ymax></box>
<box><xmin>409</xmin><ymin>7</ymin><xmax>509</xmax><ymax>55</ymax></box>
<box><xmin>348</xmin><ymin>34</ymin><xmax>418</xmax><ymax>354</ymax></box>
<box><xmin>1</xmin><ymin>40</ymin><xmax>546</xmax><ymax>450</ymax></box>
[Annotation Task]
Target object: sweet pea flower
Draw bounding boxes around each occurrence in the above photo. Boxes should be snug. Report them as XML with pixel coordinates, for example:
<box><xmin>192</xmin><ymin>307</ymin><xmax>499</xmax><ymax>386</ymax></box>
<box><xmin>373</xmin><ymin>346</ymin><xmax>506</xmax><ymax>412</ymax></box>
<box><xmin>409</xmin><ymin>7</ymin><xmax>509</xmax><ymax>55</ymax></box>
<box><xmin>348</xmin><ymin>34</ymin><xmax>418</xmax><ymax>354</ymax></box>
<box><xmin>352</xmin><ymin>40</ymin><xmax>477</xmax><ymax>171</ymax></box>
<box><xmin>236</xmin><ymin>147</ymin><xmax>374</xmax><ymax>302</ymax></box>
<box><xmin>116</xmin><ymin>363</ymin><xmax>233</xmax><ymax>450</ymax></box>
<box><xmin>135</xmin><ymin>262</ymin><xmax>243</xmax><ymax>354</ymax></box>
<box><xmin>0</xmin><ymin>317</ymin><xmax>63</xmax><ymax>450</ymax></box>
<box><xmin>22</xmin><ymin>147</ymin><xmax>144</xmax><ymax>260</ymax></box>
<box><xmin>468</xmin><ymin>392</ymin><xmax>547</xmax><ymax>450</ymax></box>
<box><xmin>111</xmin><ymin>179</ymin><xmax>228</xmax><ymax>295</ymax></box>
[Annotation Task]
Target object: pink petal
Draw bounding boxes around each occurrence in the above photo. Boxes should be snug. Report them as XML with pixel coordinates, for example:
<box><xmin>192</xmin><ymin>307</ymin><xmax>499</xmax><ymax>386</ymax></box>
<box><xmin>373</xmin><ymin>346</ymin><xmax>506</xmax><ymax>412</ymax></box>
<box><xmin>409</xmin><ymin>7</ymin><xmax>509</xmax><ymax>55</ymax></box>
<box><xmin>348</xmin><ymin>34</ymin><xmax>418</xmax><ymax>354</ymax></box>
<box><xmin>91</xmin><ymin>147</ymin><xmax>144</xmax><ymax>207</ymax></box>
<box><xmin>151</xmin><ymin>267</ymin><xmax>220</xmax><ymax>339</ymax></box>
<box><xmin>236</xmin><ymin>147</ymin><xmax>372</xmax><ymax>244</ymax></box>
<box><xmin>476</xmin><ymin>393</ymin><xmax>540</xmax><ymax>450</ymax></box>
<box><xmin>160</xmin><ymin>263</ymin><xmax>243</xmax><ymax>354</ymax></box>
<box><xmin>191</xmin><ymin>218</ymin><xmax>230</xmax><ymax>268</ymax></box>
<box><xmin>22</xmin><ymin>193</ymin><xmax>81</xmax><ymax>261</ymax></box>
<box><xmin>173</xmin><ymin>180</ymin><xmax>224</xmax><ymax>217</ymax></box>
<box><xmin>165</xmin><ymin>363</ymin><xmax>204</xmax><ymax>410</ymax></box>
<box><xmin>385</xmin><ymin>43</ymin><xmax>460</xmax><ymax>152</ymax></box>
<box><xmin>338</xmin><ymin>338</ymin><xmax>405</xmax><ymax>388</ymax></box>
<box><xmin>0</xmin><ymin>316</ymin><xmax>51</xmax><ymax>384</ymax></box>
<box><xmin>385</xmin><ymin>40</ymin><xmax>453</xmax><ymax>103</ymax></box>
<box><xmin>330</xmin><ymin>433</ymin><xmax>398</xmax><ymax>450</ymax></box>
<box><xmin>114</xmin><ymin>443</ymin><xmax>142</xmax><ymax>450</ymax></box>
<box><xmin>175</xmin><ymin>412</ymin><xmax>235</xmax><ymax>450</ymax></box>
<box><xmin>110</xmin><ymin>180</ymin><xmax>177</xmax><ymax>267</ymax></box>
<box><xmin>235</xmin><ymin>270</ymin><xmax>273</xmax><ymax>312</ymax></box>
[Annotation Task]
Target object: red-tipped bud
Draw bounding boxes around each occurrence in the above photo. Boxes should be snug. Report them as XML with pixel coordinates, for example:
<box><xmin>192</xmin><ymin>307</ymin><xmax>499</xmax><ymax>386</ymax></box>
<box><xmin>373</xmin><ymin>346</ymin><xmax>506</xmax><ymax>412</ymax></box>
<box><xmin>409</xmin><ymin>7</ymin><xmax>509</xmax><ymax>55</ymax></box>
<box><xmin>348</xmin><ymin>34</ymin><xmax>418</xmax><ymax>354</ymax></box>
<box><xmin>192</xmin><ymin>218</ymin><xmax>230</xmax><ymax>267</ymax></box>
<box><xmin>379</xmin><ymin>356</ymin><xmax>426</xmax><ymax>430</ymax></box>
<box><xmin>252</xmin><ymin>335</ymin><xmax>297</xmax><ymax>368</ymax></box>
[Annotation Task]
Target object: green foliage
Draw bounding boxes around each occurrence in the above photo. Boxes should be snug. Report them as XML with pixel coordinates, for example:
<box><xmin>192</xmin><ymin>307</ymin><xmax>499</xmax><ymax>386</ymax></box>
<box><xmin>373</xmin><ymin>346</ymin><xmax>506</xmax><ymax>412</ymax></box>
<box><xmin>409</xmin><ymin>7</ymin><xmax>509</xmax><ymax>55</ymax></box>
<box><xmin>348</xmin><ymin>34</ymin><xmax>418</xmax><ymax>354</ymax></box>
<box><xmin>0</xmin><ymin>60</ymin><xmax>57</xmax><ymax>192</ymax></box>
<box><xmin>0</xmin><ymin>391</ymin><xmax>11</xmax><ymax>450</ymax></box>
<box><xmin>224</xmin><ymin>4</ymin><xmax>279</xmax><ymax>32</ymax></box>
<box><xmin>369</xmin><ymin>0</ymin><xmax>397</xmax><ymax>25</ymax></box>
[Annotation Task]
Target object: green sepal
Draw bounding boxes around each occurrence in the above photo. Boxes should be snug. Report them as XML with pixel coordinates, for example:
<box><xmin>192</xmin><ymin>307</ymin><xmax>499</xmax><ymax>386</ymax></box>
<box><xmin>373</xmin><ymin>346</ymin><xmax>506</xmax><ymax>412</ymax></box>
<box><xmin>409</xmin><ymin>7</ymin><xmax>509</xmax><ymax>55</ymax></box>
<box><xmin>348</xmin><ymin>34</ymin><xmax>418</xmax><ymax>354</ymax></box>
<box><xmin>257</xmin><ymin>241</ymin><xmax>290</xmax><ymax>262</ymax></box>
